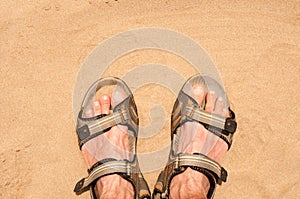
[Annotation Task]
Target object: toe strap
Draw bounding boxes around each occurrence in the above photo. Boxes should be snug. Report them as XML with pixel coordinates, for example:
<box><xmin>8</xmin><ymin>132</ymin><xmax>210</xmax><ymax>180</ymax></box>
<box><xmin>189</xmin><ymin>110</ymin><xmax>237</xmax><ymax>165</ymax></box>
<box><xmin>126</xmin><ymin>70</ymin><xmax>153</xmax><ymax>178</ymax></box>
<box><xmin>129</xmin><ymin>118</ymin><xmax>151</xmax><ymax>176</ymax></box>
<box><xmin>184</xmin><ymin>105</ymin><xmax>237</xmax><ymax>135</ymax></box>
<box><xmin>172</xmin><ymin>90</ymin><xmax>237</xmax><ymax>149</ymax></box>
<box><xmin>184</xmin><ymin>105</ymin><xmax>237</xmax><ymax>149</ymax></box>
<box><xmin>77</xmin><ymin>109</ymin><xmax>130</xmax><ymax>149</ymax></box>
<box><xmin>153</xmin><ymin>154</ymin><xmax>227</xmax><ymax>199</ymax></box>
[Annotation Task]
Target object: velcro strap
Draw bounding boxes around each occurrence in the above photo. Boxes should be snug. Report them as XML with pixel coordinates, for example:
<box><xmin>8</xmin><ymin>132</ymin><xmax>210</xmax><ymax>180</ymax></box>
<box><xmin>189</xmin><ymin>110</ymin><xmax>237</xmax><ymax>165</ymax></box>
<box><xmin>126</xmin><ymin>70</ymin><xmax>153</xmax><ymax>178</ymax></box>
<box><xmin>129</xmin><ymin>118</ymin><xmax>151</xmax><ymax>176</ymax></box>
<box><xmin>172</xmin><ymin>153</ymin><xmax>227</xmax><ymax>184</ymax></box>
<box><xmin>77</xmin><ymin>109</ymin><xmax>129</xmax><ymax>148</ymax></box>
<box><xmin>88</xmin><ymin>109</ymin><xmax>129</xmax><ymax>132</ymax></box>
<box><xmin>74</xmin><ymin>160</ymin><xmax>131</xmax><ymax>193</ymax></box>
<box><xmin>153</xmin><ymin>153</ymin><xmax>227</xmax><ymax>199</ymax></box>
<box><xmin>185</xmin><ymin>105</ymin><xmax>237</xmax><ymax>135</ymax></box>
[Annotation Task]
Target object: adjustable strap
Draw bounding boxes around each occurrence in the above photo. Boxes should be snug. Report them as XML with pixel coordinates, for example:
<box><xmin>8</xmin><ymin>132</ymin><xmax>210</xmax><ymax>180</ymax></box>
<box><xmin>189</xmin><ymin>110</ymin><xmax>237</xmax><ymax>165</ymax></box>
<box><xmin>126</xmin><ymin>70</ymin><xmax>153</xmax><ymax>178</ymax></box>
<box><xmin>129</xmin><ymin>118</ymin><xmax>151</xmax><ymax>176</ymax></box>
<box><xmin>153</xmin><ymin>154</ymin><xmax>227</xmax><ymax>199</ymax></box>
<box><xmin>184</xmin><ymin>105</ymin><xmax>237</xmax><ymax>135</ymax></box>
<box><xmin>172</xmin><ymin>91</ymin><xmax>237</xmax><ymax>149</ymax></box>
<box><xmin>74</xmin><ymin>159</ymin><xmax>151</xmax><ymax>199</ymax></box>
<box><xmin>180</xmin><ymin>105</ymin><xmax>237</xmax><ymax>149</ymax></box>
<box><xmin>74</xmin><ymin>160</ymin><xmax>131</xmax><ymax>193</ymax></box>
<box><xmin>77</xmin><ymin>109</ymin><xmax>129</xmax><ymax>149</ymax></box>
<box><xmin>173</xmin><ymin>154</ymin><xmax>227</xmax><ymax>184</ymax></box>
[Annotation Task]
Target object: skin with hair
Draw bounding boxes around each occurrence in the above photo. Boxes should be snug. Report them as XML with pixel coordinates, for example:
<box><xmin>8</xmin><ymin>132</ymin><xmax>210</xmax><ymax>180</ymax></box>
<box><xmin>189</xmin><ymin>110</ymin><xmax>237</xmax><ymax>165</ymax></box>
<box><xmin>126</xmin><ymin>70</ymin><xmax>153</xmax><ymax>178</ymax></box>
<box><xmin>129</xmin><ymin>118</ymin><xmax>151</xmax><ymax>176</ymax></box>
<box><xmin>81</xmin><ymin>85</ymin><xmax>228</xmax><ymax>199</ymax></box>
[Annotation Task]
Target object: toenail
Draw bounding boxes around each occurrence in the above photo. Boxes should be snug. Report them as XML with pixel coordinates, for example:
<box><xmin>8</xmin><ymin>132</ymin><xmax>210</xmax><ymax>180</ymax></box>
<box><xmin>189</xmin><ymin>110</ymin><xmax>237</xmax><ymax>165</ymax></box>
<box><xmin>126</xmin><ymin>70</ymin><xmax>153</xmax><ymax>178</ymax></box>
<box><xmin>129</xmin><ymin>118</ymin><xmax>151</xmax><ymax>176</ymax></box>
<box><xmin>93</xmin><ymin>101</ymin><xmax>100</xmax><ymax>106</ymax></box>
<box><xmin>86</xmin><ymin>110</ymin><xmax>92</xmax><ymax>114</ymax></box>
<box><xmin>100</xmin><ymin>95</ymin><xmax>109</xmax><ymax>101</ymax></box>
<box><xmin>193</xmin><ymin>88</ymin><xmax>204</xmax><ymax>95</ymax></box>
<box><xmin>100</xmin><ymin>95</ymin><xmax>110</xmax><ymax>103</ymax></box>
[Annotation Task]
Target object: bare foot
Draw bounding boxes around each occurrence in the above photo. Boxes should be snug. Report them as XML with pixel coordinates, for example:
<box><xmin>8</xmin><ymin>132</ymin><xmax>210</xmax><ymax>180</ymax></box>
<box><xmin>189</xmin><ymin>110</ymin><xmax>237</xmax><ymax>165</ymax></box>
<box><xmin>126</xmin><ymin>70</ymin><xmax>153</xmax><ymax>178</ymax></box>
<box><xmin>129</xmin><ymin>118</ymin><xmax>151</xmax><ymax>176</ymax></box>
<box><xmin>81</xmin><ymin>94</ymin><xmax>134</xmax><ymax>199</ymax></box>
<box><xmin>169</xmin><ymin>85</ymin><xmax>229</xmax><ymax>199</ymax></box>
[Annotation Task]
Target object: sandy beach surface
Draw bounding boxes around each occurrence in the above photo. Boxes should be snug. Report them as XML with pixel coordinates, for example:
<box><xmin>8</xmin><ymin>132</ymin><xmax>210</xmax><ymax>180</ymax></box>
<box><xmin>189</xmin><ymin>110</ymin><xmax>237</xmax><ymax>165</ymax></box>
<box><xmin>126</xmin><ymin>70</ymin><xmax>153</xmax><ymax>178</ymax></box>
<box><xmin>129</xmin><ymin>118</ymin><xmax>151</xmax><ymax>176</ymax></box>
<box><xmin>0</xmin><ymin>1</ymin><xmax>299</xmax><ymax>198</ymax></box>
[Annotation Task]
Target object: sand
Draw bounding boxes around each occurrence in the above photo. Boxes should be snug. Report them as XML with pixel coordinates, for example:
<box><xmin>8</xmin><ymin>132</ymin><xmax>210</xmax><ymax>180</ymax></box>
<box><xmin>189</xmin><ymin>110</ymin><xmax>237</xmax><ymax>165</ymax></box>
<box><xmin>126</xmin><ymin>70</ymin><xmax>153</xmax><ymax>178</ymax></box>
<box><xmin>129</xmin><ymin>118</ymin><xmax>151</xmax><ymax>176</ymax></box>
<box><xmin>0</xmin><ymin>0</ymin><xmax>299</xmax><ymax>198</ymax></box>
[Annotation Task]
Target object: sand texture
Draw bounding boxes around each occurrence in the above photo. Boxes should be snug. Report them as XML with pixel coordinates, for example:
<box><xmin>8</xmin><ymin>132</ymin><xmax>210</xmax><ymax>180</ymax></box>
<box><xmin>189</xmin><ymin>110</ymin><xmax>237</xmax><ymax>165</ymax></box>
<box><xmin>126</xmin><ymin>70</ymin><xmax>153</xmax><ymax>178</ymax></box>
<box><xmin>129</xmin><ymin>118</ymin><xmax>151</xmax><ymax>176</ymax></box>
<box><xmin>0</xmin><ymin>1</ymin><xmax>299</xmax><ymax>198</ymax></box>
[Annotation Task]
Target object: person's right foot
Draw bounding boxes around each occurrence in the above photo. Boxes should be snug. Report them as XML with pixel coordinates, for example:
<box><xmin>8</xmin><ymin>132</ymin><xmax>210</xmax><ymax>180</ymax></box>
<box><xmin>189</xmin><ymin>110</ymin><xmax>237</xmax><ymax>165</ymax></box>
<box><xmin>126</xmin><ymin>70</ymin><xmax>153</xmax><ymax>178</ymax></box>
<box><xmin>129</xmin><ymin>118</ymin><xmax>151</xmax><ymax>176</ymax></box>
<box><xmin>169</xmin><ymin>85</ymin><xmax>229</xmax><ymax>199</ymax></box>
<box><xmin>81</xmin><ymin>94</ymin><xmax>134</xmax><ymax>199</ymax></box>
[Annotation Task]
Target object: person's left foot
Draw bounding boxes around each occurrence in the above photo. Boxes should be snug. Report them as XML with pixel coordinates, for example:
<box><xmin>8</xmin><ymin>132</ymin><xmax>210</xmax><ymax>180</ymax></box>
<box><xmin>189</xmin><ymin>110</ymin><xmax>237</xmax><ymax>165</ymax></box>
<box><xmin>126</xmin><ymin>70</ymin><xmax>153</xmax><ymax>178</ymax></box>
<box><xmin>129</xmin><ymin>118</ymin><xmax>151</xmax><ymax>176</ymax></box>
<box><xmin>169</xmin><ymin>85</ymin><xmax>229</xmax><ymax>199</ymax></box>
<box><xmin>81</xmin><ymin>94</ymin><xmax>134</xmax><ymax>198</ymax></box>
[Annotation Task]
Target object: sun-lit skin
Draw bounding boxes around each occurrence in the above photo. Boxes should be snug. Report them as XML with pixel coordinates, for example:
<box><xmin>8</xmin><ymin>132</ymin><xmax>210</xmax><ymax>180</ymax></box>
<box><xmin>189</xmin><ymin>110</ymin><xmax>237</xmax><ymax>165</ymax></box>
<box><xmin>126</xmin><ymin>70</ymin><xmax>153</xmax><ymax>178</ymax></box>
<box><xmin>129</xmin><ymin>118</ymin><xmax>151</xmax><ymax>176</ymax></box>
<box><xmin>81</xmin><ymin>85</ymin><xmax>229</xmax><ymax>199</ymax></box>
<box><xmin>81</xmin><ymin>95</ymin><xmax>134</xmax><ymax>199</ymax></box>
<box><xmin>169</xmin><ymin>86</ymin><xmax>228</xmax><ymax>199</ymax></box>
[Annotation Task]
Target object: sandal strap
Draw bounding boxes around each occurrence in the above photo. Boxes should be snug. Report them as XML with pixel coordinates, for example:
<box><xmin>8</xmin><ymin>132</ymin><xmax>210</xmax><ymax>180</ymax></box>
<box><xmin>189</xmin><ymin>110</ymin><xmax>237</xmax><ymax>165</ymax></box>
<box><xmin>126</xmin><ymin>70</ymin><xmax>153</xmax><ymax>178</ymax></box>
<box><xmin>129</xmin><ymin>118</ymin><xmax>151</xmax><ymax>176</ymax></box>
<box><xmin>77</xmin><ymin>109</ymin><xmax>129</xmax><ymax>149</ymax></box>
<box><xmin>75</xmin><ymin>77</ymin><xmax>149</xmax><ymax>198</ymax></box>
<box><xmin>174</xmin><ymin>154</ymin><xmax>227</xmax><ymax>184</ymax></box>
<box><xmin>171</xmin><ymin>91</ymin><xmax>237</xmax><ymax>149</ymax></box>
<box><xmin>74</xmin><ymin>159</ymin><xmax>151</xmax><ymax>199</ymax></box>
<box><xmin>74</xmin><ymin>160</ymin><xmax>131</xmax><ymax>193</ymax></box>
<box><xmin>184</xmin><ymin>105</ymin><xmax>237</xmax><ymax>135</ymax></box>
<box><xmin>183</xmin><ymin>105</ymin><xmax>237</xmax><ymax>149</ymax></box>
<box><xmin>153</xmin><ymin>154</ymin><xmax>227</xmax><ymax>199</ymax></box>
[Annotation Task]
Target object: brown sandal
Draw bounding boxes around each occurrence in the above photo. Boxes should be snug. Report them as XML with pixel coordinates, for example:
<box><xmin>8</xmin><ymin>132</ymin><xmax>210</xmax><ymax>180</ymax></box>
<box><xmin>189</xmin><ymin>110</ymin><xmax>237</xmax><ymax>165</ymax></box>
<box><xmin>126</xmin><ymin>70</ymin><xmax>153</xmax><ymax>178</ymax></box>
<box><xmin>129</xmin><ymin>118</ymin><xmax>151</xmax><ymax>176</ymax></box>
<box><xmin>74</xmin><ymin>77</ymin><xmax>151</xmax><ymax>199</ymax></box>
<box><xmin>153</xmin><ymin>74</ymin><xmax>237</xmax><ymax>199</ymax></box>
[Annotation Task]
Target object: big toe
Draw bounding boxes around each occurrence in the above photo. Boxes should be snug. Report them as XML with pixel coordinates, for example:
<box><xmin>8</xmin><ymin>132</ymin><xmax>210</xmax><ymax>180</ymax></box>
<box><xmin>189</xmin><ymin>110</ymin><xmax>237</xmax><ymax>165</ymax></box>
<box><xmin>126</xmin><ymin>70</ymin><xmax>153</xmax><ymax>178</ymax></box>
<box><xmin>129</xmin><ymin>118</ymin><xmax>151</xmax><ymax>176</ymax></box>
<box><xmin>192</xmin><ymin>85</ymin><xmax>206</xmax><ymax>107</ymax></box>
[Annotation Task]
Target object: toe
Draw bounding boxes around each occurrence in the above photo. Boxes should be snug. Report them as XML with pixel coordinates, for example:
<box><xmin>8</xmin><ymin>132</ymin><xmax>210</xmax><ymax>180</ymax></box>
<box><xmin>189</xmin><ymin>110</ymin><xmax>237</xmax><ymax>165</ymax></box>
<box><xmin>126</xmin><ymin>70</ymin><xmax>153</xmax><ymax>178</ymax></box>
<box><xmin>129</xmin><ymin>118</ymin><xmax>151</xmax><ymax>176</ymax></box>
<box><xmin>214</xmin><ymin>97</ymin><xmax>226</xmax><ymax>116</ymax></box>
<box><xmin>100</xmin><ymin>94</ymin><xmax>111</xmax><ymax>114</ymax></box>
<box><xmin>85</xmin><ymin>109</ymin><xmax>93</xmax><ymax>117</ymax></box>
<box><xmin>93</xmin><ymin>100</ymin><xmax>102</xmax><ymax>116</ymax></box>
<box><xmin>205</xmin><ymin>91</ymin><xmax>217</xmax><ymax>112</ymax></box>
<box><xmin>180</xmin><ymin>85</ymin><xmax>208</xmax><ymax>154</ymax></box>
<box><xmin>192</xmin><ymin>85</ymin><xmax>206</xmax><ymax>107</ymax></box>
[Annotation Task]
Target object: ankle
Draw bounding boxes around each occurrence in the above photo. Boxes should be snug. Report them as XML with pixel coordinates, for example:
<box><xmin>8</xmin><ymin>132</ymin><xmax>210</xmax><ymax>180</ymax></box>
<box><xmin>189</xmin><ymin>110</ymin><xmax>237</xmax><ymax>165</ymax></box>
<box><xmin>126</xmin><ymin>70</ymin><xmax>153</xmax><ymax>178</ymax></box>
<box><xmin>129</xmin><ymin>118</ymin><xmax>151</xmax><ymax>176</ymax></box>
<box><xmin>93</xmin><ymin>174</ymin><xmax>134</xmax><ymax>198</ymax></box>
<box><xmin>169</xmin><ymin>168</ymin><xmax>210</xmax><ymax>199</ymax></box>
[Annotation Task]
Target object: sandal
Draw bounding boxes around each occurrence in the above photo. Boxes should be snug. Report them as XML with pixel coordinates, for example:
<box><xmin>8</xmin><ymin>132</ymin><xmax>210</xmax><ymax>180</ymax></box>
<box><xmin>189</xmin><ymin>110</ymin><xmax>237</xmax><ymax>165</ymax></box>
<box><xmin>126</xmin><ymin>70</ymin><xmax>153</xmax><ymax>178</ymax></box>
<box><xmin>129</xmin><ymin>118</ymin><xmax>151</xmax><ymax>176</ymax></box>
<box><xmin>73</xmin><ymin>77</ymin><xmax>151</xmax><ymax>199</ymax></box>
<box><xmin>153</xmin><ymin>74</ymin><xmax>237</xmax><ymax>199</ymax></box>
